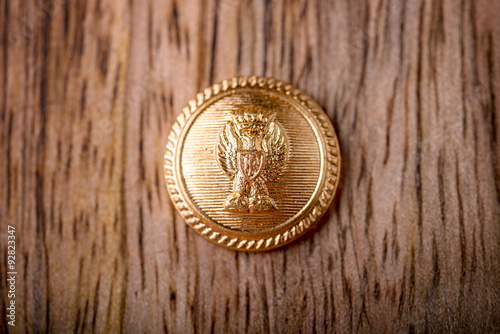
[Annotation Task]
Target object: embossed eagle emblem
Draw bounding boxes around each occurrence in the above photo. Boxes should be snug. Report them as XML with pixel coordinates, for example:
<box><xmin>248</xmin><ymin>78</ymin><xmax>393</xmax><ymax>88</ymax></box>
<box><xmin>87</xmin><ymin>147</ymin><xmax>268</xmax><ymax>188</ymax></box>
<box><xmin>216</xmin><ymin>107</ymin><xmax>288</xmax><ymax>213</ymax></box>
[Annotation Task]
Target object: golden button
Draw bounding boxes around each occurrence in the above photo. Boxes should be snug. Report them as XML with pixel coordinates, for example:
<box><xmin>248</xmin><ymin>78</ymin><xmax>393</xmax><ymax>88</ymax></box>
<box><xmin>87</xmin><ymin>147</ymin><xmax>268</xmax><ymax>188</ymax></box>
<box><xmin>164</xmin><ymin>76</ymin><xmax>341</xmax><ymax>251</ymax></box>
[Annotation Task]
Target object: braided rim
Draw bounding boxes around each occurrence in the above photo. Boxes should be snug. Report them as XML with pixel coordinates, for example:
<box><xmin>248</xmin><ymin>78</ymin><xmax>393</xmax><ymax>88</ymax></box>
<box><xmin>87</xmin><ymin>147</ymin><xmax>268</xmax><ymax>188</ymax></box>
<box><xmin>164</xmin><ymin>76</ymin><xmax>340</xmax><ymax>251</ymax></box>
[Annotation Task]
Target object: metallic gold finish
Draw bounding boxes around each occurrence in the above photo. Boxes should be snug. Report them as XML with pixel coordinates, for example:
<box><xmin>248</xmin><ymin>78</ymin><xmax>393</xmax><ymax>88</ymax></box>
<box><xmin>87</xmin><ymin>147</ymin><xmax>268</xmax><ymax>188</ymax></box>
<box><xmin>216</xmin><ymin>106</ymin><xmax>288</xmax><ymax>213</ymax></box>
<box><xmin>164</xmin><ymin>76</ymin><xmax>341</xmax><ymax>251</ymax></box>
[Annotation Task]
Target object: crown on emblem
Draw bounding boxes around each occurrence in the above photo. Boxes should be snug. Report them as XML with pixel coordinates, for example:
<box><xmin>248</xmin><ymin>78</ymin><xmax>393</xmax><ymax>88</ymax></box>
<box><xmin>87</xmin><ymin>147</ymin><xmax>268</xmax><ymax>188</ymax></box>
<box><xmin>230</xmin><ymin>106</ymin><xmax>275</xmax><ymax>135</ymax></box>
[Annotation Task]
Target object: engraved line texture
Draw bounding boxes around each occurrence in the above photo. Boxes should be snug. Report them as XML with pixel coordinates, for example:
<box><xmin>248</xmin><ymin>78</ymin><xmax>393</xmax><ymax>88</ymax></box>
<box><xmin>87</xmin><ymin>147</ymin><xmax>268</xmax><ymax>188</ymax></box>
<box><xmin>164</xmin><ymin>76</ymin><xmax>340</xmax><ymax>251</ymax></box>
<box><xmin>181</xmin><ymin>91</ymin><xmax>320</xmax><ymax>230</ymax></box>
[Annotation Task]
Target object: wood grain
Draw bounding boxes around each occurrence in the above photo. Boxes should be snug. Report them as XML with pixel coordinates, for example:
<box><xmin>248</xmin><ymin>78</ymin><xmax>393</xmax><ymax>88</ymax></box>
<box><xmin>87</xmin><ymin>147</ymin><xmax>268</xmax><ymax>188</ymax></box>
<box><xmin>1</xmin><ymin>0</ymin><xmax>499</xmax><ymax>332</ymax></box>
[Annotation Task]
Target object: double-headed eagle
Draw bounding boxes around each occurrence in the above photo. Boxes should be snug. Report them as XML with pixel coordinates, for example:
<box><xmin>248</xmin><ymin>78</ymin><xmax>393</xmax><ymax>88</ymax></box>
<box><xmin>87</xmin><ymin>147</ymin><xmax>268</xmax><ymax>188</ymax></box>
<box><xmin>216</xmin><ymin>107</ymin><xmax>288</xmax><ymax>213</ymax></box>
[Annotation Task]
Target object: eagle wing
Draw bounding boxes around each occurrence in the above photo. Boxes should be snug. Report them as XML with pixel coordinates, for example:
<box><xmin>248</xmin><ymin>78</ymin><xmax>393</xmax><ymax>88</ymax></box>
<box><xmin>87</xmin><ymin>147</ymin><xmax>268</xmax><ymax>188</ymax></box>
<box><xmin>216</xmin><ymin>122</ymin><xmax>239</xmax><ymax>180</ymax></box>
<box><xmin>261</xmin><ymin>121</ymin><xmax>288</xmax><ymax>181</ymax></box>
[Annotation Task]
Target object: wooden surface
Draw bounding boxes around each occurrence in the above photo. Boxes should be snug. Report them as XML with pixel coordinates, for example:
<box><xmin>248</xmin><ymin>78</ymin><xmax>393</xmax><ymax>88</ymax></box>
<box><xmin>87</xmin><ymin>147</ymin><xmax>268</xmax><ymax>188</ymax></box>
<box><xmin>1</xmin><ymin>0</ymin><xmax>499</xmax><ymax>332</ymax></box>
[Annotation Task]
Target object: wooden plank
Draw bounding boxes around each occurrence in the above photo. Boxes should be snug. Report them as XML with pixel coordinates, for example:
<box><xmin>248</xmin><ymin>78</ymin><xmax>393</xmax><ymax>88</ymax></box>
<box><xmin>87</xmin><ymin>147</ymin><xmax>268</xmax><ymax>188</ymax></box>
<box><xmin>0</xmin><ymin>0</ymin><xmax>132</xmax><ymax>332</ymax></box>
<box><xmin>1</xmin><ymin>0</ymin><xmax>499</xmax><ymax>332</ymax></box>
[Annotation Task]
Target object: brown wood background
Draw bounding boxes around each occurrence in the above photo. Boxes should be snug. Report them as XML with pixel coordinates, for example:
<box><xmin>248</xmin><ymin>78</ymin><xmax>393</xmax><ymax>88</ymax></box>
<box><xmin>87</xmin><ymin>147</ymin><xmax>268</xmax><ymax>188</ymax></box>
<box><xmin>1</xmin><ymin>0</ymin><xmax>500</xmax><ymax>332</ymax></box>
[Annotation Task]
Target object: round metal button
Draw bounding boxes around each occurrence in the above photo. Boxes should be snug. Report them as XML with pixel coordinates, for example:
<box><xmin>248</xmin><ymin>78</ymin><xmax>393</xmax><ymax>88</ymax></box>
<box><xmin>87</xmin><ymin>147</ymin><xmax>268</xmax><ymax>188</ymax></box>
<box><xmin>164</xmin><ymin>76</ymin><xmax>341</xmax><ymax>251</ymax></box>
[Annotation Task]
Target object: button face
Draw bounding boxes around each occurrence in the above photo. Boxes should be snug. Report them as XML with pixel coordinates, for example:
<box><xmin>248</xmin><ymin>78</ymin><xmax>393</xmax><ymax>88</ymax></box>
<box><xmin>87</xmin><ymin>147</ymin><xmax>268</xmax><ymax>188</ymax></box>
<box><xmin>164</xmin><ymin>76</ymin><xmax>341</xmax><ymax>251</ymax></box>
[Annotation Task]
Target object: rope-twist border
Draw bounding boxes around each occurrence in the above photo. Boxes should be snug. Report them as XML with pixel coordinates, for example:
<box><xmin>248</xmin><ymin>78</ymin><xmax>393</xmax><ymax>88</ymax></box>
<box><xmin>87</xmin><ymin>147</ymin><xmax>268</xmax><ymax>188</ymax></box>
<box><xmin>164</xmin><ymin>76</ymin><xmax>340</xmax><ymax>251</ymax></box>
